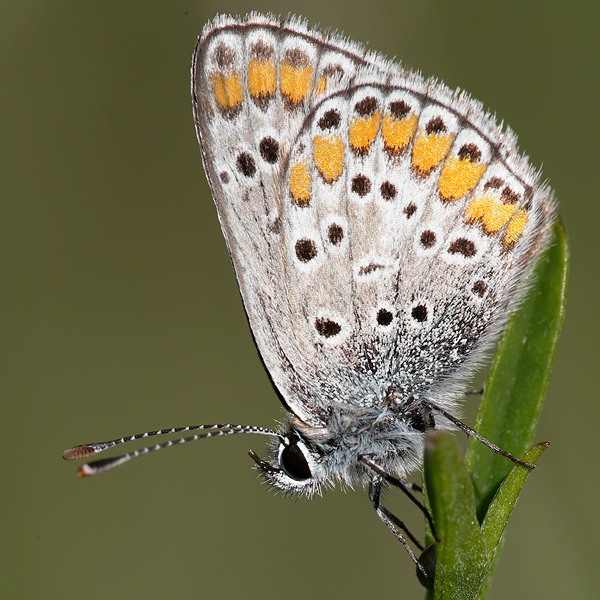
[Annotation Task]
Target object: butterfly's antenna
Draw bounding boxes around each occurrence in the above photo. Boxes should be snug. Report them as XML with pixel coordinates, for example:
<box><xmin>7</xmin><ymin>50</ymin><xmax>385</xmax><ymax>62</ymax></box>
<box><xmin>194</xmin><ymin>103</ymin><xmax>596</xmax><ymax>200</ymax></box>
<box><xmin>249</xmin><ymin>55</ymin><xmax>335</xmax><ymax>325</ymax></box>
<box><xmin>63</xmin><ymin>424</ymin><xmax>280</xmax><ymax>477</ymax></box>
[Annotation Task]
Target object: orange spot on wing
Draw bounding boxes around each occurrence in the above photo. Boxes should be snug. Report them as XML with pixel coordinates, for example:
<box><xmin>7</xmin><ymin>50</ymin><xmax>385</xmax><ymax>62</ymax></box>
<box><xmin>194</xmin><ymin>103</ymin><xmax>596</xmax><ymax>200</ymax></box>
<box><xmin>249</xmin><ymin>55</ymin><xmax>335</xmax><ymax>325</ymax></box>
<box><xmin>316</xmin><ymin>75</ymin><xmax>327</xmax><ymax>95</ymax></box>
<box><xmin>411</xmin><ymin>132</ymin><xmax>453</xmax><ymax>174</ymax></box>
<box><xmin>503</xmin><ymin>209</ymin><xmax>528</xmax><ymax>245</ymax></box>
<box><xmin>438</xmin><ymin>155</ymin><xmax>487</xmax><ymax>201</ymax></box>
<box><xmin>465</xmin><ymin>195</ymin><xmax>491</xmax><ymax>222</ymax></box>
<box><xmin>247</xmin><ymin>58</ymin><xmax>277</xmax><ymax>99</ymax></box>
<box><xmin>210</xmin><ymin>70</ymin><xmax>243</xmax><ymax>112</ymax></box>
<box><xmin>289</xmin><ymin>162</ymin><xmax>312</xmax><ymax>207</ymax></box>
<box><xmin>381</xmin><ymin>113</ymin><xmax>418</xmax><ymax>154</ymax></box>
<box><xmin>465</xmin><ymin>195</ymin><xmax>518</xmax><ymax>233</ymax></box>
<box><xmin>348</xmin><ymin>112</ymin><xmax>381</xmax><ymax>153</ymax></box>
<box><xmin>313</xmin><ymin>134</ymin><xmax>344</xmax><ymax>183</ymax></box>
<box><xmin>280</xmin><ymin>63</ymin><xmax>313</xmax><ymax>105</ymax></box>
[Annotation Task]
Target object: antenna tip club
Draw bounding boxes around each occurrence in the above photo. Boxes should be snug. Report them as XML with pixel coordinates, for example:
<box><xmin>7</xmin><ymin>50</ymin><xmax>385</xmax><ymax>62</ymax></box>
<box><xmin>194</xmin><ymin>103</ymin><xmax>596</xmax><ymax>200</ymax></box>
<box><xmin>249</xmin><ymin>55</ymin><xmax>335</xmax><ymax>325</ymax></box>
<box><xmin>62</xmin><ymin>445</ymin><xmax>96</xmax><ymax>460</ymax></box>
<box><xmin>77</xmin><ymin>464</ymin><xmax>96</xmax><ymax>477</ymax></box>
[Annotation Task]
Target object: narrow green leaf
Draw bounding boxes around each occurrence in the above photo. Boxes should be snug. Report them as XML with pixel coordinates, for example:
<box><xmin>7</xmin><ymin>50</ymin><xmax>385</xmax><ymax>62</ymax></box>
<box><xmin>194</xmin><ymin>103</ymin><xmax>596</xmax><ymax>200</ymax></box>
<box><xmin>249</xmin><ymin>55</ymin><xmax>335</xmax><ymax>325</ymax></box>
<box><xmin>473</xmin><ymin>443</ymin><xmax>549</xmax><ymax>598</ymax></box>
<box><xmin>466</xmin><ymin>220</ymin><xmax>569</xmax><ymax>517</ymax></box>
<box><xmin>481</xmin><ymin>442</ymin><xmax>549</xmax><ymax>554</ymax></box>
<box><xmin>424</xmin><ymin>432</ymin><xmax>488</xmax><ymax>600</ymax></box>
<box><xmin>475</xmin><ymin>537</ymin><xmax>503</xmax><ymax>600</ymax></box>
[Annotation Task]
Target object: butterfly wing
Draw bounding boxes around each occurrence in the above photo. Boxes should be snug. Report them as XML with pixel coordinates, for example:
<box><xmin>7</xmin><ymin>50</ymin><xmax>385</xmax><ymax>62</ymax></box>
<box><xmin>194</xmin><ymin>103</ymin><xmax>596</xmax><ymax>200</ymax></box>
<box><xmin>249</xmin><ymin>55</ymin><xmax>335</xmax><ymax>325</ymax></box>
<box><xmin>192</xmin><ymin>15</ymin><xmax>380</xmax><ymax>425</ymax></box>
<box><xmin>192</xmin><ymin>14</ymin><xmax>556</xmax><ymax>426</ymax></box>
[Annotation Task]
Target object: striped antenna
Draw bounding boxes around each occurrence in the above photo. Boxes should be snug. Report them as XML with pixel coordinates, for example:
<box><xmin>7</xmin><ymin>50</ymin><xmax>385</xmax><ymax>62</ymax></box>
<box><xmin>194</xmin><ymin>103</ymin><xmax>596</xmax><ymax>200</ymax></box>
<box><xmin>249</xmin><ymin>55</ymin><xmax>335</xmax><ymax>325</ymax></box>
<box><xmin>62</xmin><ymin>424</ymin><xmax>280</xmax><ymax>477</ymax></box>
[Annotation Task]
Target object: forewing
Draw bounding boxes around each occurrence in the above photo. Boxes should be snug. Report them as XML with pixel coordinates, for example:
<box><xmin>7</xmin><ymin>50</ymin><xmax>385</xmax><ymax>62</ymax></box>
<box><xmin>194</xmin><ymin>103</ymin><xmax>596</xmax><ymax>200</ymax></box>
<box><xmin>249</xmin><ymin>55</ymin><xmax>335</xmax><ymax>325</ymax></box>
<box><xmin>192</xmin><ymin>15</ymin><xmax>377</xmax><ymax>425</ymax></box>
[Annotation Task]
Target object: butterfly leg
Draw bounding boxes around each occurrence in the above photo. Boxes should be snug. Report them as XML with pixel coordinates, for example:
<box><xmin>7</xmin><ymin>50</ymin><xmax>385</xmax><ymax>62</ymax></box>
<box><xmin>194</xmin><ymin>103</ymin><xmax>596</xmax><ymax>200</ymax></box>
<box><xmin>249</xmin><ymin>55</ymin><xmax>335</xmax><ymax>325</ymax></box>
<box><xmin>361</xmin><ymin>456</ymin><xmax>437</xmax><ymax>540</ymax></box>
<box><xmin>369</xmin><ymin>477</ymin><xmax>432</xmax><ymax>580</ymax></box>
<box><xmin>369</xmin><ymin>477</ymin><xmax>424</xmax><ymax>549</ymax></box>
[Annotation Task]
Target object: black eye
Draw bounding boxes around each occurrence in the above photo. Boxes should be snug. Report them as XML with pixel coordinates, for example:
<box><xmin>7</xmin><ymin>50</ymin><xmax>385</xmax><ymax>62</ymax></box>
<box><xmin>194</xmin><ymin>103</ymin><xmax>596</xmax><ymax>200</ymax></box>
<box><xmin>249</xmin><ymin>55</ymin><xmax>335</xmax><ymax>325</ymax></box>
<box><xmin>280</xmin><ymin>442</ymin><xmax>311</xmax><ymax>481</ymax></box>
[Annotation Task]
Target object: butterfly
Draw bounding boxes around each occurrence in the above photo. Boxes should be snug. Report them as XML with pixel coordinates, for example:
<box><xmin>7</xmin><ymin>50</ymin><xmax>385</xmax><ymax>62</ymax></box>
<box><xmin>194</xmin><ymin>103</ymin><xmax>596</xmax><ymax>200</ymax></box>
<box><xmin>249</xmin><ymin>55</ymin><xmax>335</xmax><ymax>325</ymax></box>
<box><xmin>64</xmin><ymin>13</ymin><xmax>556</xmax><ymax>574</ymax></box>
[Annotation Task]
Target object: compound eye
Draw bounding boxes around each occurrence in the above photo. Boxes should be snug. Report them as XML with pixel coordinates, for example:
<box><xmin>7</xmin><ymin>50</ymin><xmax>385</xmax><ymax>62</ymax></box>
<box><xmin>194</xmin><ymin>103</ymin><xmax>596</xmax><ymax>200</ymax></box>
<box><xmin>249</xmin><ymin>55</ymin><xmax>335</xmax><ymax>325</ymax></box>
<box><xmin>279</xmin><ymin>442</ymin><xmax>312</xmax><ymax>481</ymax></box>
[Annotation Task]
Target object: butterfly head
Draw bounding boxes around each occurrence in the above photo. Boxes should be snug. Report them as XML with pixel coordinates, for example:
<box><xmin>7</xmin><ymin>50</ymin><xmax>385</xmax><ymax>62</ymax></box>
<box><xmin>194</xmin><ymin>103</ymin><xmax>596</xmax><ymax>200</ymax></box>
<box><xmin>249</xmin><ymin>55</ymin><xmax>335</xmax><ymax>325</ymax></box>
<box><xmin>248</xmin><ymin>424</ymin><xmax>326</xmax><ymax>497</ymax></box>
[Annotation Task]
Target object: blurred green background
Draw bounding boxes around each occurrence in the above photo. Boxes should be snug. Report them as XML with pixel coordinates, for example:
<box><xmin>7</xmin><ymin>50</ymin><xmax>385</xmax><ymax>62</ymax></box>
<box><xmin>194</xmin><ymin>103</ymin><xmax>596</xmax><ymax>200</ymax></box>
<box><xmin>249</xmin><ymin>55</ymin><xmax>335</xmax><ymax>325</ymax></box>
<box><xmin>2</xmin><ymin>1</ymin><xmax>598</xmax><ymax>598</ymax></box>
